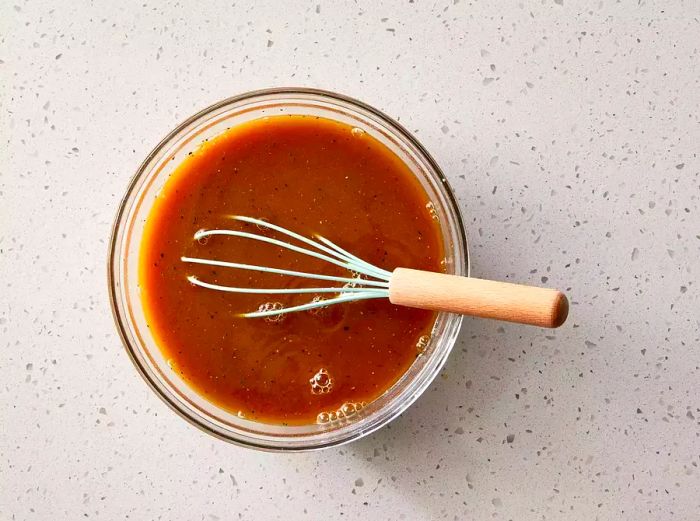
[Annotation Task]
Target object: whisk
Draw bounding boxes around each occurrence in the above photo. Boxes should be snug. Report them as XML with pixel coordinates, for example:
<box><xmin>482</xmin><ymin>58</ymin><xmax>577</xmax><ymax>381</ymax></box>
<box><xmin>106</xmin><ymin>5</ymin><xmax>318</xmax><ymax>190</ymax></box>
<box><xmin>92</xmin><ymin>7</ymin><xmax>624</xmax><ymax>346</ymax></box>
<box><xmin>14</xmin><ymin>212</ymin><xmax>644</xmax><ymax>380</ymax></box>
<box><xmin>181</xmin><ymin>216</ymin><xmax>568</xmax><ymax>328</ymax></box>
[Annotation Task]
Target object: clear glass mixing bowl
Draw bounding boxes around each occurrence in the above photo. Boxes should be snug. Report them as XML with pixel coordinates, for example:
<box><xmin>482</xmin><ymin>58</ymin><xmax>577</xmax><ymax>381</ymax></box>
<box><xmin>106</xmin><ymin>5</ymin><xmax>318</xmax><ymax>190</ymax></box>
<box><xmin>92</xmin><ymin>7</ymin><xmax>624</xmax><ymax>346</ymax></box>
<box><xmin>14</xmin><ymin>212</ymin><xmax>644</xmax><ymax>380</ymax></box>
<box><xmin>108</xmin><ymin>88</ymin><xmax>469</xmax><ymax>451</ymax></box>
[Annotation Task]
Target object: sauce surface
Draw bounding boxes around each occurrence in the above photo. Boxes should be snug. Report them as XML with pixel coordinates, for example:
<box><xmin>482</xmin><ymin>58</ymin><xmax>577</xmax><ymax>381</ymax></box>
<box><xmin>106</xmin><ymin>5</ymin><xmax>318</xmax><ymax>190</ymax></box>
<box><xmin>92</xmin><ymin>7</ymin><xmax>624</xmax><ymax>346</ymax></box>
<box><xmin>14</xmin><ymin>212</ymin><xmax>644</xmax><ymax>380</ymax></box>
<box><xmin>139</xmin><ymin>115</ymin><xmax>444</xmax><ymax>424</ymax></box>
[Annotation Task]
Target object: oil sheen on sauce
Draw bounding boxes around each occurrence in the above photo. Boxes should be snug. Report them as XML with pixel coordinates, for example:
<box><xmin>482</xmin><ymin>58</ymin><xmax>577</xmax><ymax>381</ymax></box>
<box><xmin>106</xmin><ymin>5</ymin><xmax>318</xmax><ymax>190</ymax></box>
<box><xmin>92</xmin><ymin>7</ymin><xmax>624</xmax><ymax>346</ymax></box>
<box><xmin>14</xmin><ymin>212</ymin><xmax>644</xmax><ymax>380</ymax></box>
<box><xmin>139</xmin><ymin>115</ymin><xmax>444</xmax><ymax>425</ymax></box>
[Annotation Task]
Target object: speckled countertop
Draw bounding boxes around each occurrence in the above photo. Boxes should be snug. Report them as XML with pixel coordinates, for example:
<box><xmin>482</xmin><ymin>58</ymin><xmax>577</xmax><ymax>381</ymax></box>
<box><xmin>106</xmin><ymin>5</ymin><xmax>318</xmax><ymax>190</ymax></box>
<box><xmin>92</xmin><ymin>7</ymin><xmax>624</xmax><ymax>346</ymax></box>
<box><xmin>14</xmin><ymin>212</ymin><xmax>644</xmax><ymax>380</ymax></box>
<box><xmin>2</xmin><ymin>1</ymin><xmax>699</xmax><ymax>519</ymax></box>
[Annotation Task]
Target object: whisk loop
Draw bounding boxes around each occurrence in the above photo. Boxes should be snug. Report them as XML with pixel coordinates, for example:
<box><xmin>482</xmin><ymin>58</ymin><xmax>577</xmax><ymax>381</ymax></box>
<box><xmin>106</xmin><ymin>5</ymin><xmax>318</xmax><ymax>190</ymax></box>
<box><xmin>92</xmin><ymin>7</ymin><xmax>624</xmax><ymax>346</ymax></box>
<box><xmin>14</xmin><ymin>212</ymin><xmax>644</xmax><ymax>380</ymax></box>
<box><xmin>182</xmin><ymin>215</ymin><xmax>392</xmax><ymax>318</ymax></box>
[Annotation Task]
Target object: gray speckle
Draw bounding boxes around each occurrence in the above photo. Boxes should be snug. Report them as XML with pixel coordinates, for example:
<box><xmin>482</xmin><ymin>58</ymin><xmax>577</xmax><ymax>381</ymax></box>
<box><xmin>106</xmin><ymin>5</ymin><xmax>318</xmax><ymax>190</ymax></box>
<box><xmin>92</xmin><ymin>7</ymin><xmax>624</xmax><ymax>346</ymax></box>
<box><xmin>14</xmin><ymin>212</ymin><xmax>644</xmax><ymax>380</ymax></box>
<box><xmin>506</xmin><ymin>434</ymin><xmax>515</xmax><ymax>443</ymax></box>
<box><xmin>676</xmin><ymin>163</ymin><xmax>685</xmax><ymax>169</ymax></box>
<box><xmin>631</xmin><ymin>247</ymin><xmax>639</xmax><ymax>261</ymax></box>
<box><xmin>354</xmin><ymin>478</ymin><xmax>364</xmax><ymax>487</ymax></box>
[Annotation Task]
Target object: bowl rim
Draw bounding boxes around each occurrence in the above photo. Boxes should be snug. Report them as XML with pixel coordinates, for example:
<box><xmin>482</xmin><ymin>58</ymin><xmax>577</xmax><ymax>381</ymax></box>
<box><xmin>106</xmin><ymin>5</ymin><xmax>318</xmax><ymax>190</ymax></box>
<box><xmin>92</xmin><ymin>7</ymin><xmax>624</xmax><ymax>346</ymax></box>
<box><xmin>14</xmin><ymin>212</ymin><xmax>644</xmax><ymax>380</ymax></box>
<box><xmin>108</xmin><ymin>87</ymin><xmax>470</xmax><ymax>451</ymax></box>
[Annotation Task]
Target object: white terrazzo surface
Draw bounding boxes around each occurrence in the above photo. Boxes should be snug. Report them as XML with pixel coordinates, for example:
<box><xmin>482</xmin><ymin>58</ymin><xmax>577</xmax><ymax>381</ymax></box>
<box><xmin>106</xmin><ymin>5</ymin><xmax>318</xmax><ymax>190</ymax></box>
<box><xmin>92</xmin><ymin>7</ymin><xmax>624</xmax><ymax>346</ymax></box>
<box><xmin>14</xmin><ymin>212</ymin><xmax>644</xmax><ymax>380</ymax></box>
<box><xmin>2</xmin><ymin>1</ymin><xmax>699</xmax><ymax>519</ymax></box>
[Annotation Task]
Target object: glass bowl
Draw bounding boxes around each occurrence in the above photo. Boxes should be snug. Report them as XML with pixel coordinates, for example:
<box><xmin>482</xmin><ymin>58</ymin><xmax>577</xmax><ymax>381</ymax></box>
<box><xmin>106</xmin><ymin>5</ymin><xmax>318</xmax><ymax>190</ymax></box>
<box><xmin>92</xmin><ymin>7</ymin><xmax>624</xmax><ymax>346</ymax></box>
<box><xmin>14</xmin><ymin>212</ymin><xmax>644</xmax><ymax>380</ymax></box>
<box><xmin>108</xmin><ymin>88</ymin><xmax>469</xmax><ymax>451</ymax></box>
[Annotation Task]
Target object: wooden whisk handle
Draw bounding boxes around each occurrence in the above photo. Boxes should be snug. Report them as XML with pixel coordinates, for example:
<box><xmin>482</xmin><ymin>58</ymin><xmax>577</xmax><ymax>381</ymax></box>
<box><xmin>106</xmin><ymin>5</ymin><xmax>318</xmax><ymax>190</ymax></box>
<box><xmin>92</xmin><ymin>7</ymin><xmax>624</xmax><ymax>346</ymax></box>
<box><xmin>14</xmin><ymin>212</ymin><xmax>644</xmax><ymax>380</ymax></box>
<box><xmin>388</xmin><ymin>268</ymin><xmax>568</xmax><ymax>328</ymax></box>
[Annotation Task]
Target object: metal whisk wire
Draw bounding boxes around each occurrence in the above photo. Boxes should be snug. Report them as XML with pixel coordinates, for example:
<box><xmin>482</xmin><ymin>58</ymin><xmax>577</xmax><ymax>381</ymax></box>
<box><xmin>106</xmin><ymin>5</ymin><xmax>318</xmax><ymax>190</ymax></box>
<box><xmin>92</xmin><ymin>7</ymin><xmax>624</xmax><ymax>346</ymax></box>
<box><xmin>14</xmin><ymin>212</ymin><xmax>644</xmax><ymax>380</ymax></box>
<box><xmin>181</xmin><ymin>215</ymin><xmax>392</xmax><ymax>318</ymax></box>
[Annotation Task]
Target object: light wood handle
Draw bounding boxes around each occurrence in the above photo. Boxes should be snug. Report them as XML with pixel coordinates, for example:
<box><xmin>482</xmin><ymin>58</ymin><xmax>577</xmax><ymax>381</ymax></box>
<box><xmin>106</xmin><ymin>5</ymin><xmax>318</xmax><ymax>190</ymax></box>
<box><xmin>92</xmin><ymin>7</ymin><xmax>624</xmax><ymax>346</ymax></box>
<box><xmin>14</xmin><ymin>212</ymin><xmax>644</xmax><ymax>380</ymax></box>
<box><xmin>389</xmin><ymin>268</ymin><xmax>568</xmax><ymax>328</ymax></box>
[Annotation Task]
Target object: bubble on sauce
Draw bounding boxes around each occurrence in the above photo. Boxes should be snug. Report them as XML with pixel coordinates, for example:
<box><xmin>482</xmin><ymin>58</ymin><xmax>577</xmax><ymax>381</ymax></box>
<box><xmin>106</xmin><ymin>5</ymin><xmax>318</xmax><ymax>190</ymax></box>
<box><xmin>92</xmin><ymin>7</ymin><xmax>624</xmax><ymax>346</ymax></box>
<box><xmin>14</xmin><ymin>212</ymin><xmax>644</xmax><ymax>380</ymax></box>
<box><xmin>307</xmin><ymin>295</ymin><xmax>329</xmax><ymax>316</ymax></box>
<box><xmin>416</xmin><ymin>335</ymin><xmax>431</xmax><ymax>354</ymax></box>
<box><xmin>236</xmin><ymin>410</ymin><xmax>246</xmax><ymax>419</ymax></box>
<box><xmin>257</xmin><ymin>301</ymin><xmax>286</xmax><ymax>323</ymax></box>
<box><xmin>195</xmin><ymin>229</ymin><xmax>210</xmax><ymax>245</ymax></box>
<box><xmin>342</xmin><ymin>271</ymin><xmax>366</xmax><ymax>291</ymax></box>
<box><xmin>349</xmin><ymin>270</ymin><xmax>366</xmax><ymax>279</ymax></box>
<box><xmin>340</xmin><ymin>401</ymin><xmax>363</xmax><ymax>417</ymax></box>
<box><xmin>316</xmin><ymin>401</ymin><xmax>367</xmax><ymax>425</ymax></box>
<box><xmin>249</xmin><ymin>216</ymin><xmax>277</xmax><ymax>237</ymax></box>
<box><xmin>255</xmin><ymin>217</ymin><xmax>271</xmax><ymax>231</ymax></box>
<box><xmin>351</xmin><ymin>127</ymin><xmax>365</xmax><ymax>138</ymax></box>
<box><xmin>310</xmin><ymin>368</ymin><xmax>334</xmax><ymax>394</ymax></box>
<box><xmin>426</xmin><ymin>201</ymin><xmax>439</xmax><ymax>222</ymax></box>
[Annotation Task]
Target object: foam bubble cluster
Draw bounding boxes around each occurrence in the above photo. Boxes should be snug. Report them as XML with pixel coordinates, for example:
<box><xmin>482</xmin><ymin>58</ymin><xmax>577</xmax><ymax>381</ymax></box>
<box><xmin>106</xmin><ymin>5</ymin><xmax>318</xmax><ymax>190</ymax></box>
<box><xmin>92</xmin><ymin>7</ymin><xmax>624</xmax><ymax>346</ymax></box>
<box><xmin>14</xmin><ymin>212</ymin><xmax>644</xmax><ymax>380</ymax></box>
<box><xmin>307</xmin><ymin>295</ymin><xmax>329</xmax><ymax>316</ymax></box>
<box><xmin>310</xmin><ymin>368</ymin><xmax>334</xmax><ymax>394</ymax></box>
<box><xmin>316</xmin><ymin>401</ymin><xmax>367</xmax><ymax>424</ymax></box>
<box><xmin>416</xmin><ymin>334</ymin><xmax>431</xmax><ymax>354</ymax></box>
<box><xmin>425</xmin><ymin>201</ymin><xmax>439</xmax><ymax>221</ymax></box>
<box><xmin>254</xmin><ymin>217</ymin><xmax>271</xmax><ymax>230</ymax></box>
<box><xmin>257</xmin><ymin>301</ymin><xmax>286</xmax><ymax>323</ymax></box>
<box><xmin>342</xmin><ymin>271</ymin><xmax>366</xmax><ymax>291</ymax></box>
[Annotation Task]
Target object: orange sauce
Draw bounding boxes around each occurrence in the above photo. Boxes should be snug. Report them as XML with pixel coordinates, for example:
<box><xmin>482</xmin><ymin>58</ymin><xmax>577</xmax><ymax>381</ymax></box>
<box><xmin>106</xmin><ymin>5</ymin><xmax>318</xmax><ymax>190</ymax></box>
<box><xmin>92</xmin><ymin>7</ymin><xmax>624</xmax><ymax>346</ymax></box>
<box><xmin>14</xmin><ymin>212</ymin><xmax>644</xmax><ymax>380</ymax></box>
<box><xmin>139</xmin><ymin>115</ymin><xmax>444</xmax><ymax>424</ymax></box>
